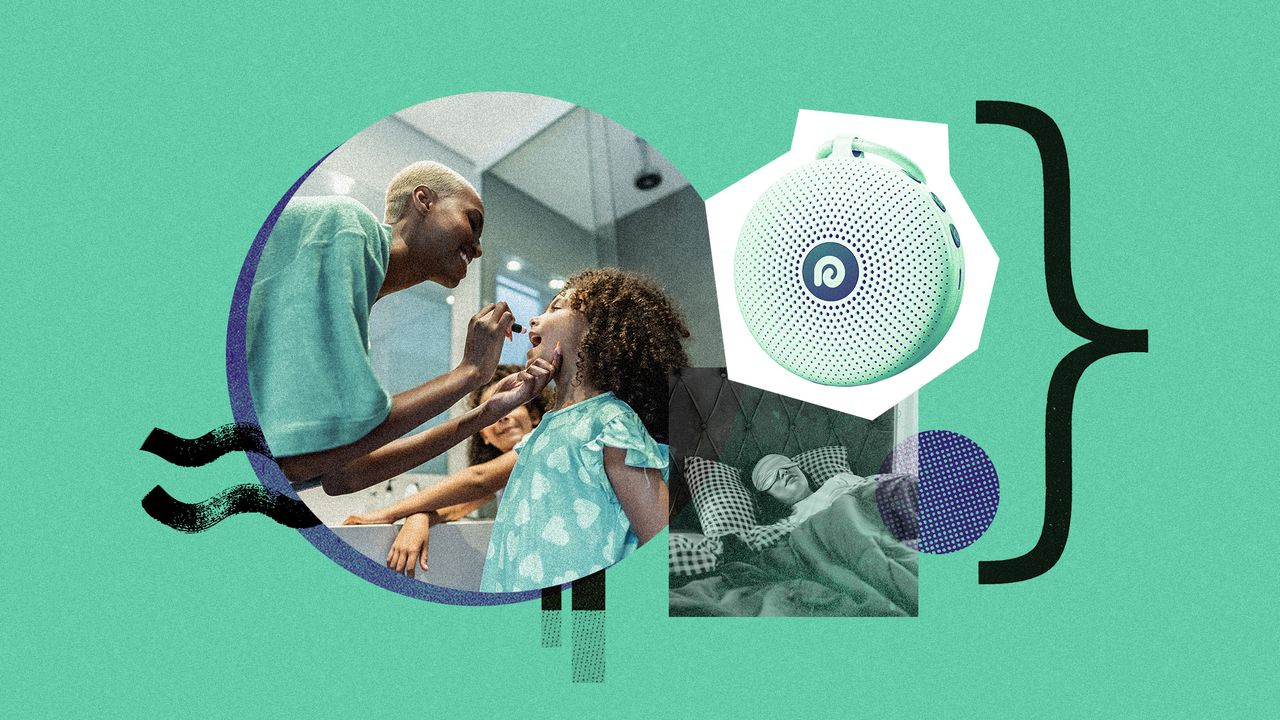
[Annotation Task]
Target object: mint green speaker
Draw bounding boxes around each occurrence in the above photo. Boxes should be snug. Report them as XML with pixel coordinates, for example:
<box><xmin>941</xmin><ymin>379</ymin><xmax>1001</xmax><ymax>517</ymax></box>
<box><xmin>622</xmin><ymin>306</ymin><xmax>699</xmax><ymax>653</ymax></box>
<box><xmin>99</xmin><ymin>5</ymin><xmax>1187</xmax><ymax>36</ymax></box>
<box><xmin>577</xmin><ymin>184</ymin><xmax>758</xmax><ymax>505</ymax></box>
<box><xmin>734</xmin><ymin>136</ymin><xmax>965</xmax><ymax>386</ymax></box>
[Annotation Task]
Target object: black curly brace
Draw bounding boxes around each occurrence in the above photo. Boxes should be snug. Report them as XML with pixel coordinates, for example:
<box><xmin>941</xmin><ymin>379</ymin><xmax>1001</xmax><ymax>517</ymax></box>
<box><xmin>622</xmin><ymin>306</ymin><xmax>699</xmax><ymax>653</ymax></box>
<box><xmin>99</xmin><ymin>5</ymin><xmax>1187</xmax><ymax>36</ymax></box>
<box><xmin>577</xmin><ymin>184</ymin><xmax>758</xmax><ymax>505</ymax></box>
<box><xmin>975</xmin><ymin>102</ymin><xmax>1149</xmax><ymax>584</ymax></box>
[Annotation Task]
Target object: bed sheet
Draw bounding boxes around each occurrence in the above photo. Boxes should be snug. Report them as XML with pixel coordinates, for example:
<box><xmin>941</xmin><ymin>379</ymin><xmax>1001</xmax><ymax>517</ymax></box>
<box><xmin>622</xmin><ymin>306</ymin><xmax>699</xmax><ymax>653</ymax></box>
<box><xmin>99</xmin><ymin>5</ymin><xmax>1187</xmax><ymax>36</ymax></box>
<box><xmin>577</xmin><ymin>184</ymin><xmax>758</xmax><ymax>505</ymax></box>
<box><xmin>670</xmin><ymin>490</ymin><xmax>918</xmax><ymax>617</ymax></box>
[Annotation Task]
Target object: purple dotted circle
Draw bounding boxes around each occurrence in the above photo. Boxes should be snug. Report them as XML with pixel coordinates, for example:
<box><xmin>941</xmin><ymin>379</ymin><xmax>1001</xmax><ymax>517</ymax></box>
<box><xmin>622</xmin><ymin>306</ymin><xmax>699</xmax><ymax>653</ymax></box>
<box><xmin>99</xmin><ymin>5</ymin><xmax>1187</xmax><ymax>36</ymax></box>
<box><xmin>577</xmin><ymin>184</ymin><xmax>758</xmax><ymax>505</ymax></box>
<box><xmin>225</xmin><ymin>156</ymin><xmax>538</xmax><ymax>606</ymax></box>
<box><xmin>879</xmin><ymin>431</ymin><xmax>999</xmax><ymax>554</ymax></box>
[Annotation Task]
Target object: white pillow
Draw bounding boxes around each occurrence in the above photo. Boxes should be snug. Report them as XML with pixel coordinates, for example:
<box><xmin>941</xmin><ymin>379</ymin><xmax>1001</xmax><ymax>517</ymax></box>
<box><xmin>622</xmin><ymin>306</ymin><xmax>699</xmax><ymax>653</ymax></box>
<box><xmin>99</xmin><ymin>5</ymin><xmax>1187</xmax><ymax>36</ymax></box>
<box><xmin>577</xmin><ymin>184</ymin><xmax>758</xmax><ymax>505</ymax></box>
<box><xmin>792</xmin><ymin>446</ymin><xmax>850</xmax><ymax>489</ymax></box>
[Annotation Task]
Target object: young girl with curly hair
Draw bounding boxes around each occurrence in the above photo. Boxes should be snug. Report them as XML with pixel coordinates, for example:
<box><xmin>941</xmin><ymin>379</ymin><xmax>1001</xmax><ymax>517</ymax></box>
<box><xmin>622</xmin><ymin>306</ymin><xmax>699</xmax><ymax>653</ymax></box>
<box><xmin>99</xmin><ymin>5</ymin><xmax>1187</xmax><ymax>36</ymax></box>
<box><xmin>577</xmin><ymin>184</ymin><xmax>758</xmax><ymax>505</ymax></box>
<box><xmin>482</xmin><ymin>267</ymin><xmax>689</xmax><ymax>592</ymax></box>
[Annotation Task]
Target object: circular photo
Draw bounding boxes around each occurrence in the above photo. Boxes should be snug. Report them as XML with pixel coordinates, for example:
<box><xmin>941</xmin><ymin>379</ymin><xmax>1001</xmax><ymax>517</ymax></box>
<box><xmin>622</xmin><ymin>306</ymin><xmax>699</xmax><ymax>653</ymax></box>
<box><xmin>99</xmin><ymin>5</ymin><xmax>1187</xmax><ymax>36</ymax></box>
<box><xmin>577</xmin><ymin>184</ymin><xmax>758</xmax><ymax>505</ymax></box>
<box><xmin>229</xmin><ymin>92</ymin><xmax>724</xmax><ymax>602</ymax></box>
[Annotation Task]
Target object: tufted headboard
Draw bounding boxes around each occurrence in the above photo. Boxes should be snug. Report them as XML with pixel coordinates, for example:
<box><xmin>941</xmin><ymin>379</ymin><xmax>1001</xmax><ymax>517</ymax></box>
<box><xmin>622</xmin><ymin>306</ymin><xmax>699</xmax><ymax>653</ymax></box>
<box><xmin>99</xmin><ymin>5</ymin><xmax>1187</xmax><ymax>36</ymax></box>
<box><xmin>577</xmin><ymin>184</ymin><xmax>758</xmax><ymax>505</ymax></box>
<box><xmin>667</xmin><ymin>368</ymin><xmax>900</xmax><ymax>532</ymax></box>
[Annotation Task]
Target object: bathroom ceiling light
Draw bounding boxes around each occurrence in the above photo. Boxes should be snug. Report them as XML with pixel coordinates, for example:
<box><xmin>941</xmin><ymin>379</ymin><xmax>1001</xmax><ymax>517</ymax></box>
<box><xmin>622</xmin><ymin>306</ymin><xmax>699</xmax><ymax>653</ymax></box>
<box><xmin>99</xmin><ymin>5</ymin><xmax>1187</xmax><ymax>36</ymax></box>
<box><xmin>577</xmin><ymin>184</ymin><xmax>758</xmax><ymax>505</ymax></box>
<box><xmin>329</xmin><ymin>171</ymin><xmax>355</xmax><ymax>195</ymax></box>
<box><xmin>506</xmin><ymin>259</ymin><xmax>523</xmax><ymax>272</ymax></box>
<box><xmin>633</xmin><ymin>136</ymin><xmax>663</xmax><ymax>191</ymax></box>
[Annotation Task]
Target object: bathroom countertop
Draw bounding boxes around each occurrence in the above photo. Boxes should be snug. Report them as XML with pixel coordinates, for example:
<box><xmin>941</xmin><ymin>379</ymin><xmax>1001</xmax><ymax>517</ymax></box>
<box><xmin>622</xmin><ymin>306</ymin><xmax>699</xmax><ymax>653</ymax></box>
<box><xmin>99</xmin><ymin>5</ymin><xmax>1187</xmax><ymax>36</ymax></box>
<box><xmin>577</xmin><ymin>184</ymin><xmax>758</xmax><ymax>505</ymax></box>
<box><xmin>328</xmin><ymin>521</ymin><xmax>493</xmax><ymax>592</ymax></box>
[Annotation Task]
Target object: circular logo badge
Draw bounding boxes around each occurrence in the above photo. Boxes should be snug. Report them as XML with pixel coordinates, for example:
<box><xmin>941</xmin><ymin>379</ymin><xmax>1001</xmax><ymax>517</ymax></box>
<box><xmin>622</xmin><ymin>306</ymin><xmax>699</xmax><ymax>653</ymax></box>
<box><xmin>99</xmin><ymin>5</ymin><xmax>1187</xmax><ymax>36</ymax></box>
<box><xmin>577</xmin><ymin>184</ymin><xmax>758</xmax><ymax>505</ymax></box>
<box><xmin>801</xmin><ymin>242</ymin><xmax>859</xmax><ymax>301</ymax></box>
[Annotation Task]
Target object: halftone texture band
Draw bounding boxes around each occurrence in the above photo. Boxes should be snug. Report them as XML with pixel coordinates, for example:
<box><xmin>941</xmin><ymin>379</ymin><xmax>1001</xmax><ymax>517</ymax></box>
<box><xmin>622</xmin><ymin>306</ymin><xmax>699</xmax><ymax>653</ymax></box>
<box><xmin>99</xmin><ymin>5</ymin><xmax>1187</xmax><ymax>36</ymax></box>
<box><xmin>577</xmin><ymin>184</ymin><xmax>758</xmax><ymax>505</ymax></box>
<box><xmin>570</xmin><ymin>571</ymin><xmax>605</xmax><ymax>683</ymax></box>
<box><xmin>881</xmin><ymin>431</ymin><xmax>998</xmax><ymax>554</ymax></box>
<box><xmin>541</xmin><ymin>611</ymin><xmax>561</xmax><ymax>648</ymax></box>
<box><xmin>540</xmin><ymin>586</ymin><xmax>562</xmax><ymax>648</ymax></box>
<box><xmin>571</xmin><ymin>611</ymin><xmax>606</xmax><ymax>684</ymax></box>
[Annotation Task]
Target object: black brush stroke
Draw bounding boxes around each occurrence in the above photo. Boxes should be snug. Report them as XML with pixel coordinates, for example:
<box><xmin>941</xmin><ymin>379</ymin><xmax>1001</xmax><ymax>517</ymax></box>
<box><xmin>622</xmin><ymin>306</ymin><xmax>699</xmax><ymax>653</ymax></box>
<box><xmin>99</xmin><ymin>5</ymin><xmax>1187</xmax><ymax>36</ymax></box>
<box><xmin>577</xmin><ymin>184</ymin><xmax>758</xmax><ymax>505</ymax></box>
<box><xmin>142</xmin><ymin>484</ymin><xmax>319</xmax><ymax>533</ymax></box>
<box><xmin>975</xmin><ymin>101</ymin><xmax>1148</xmax><ymax>585</ymax></box>
<box><xmin>542</xmin><ymin>585</ymin><xmax>562</xmax><ymax>611</ymax></box>
<box><xmin>571</xmin><ymin>569</ymin><xmax>606</xmax><ymax>610</ymax></box>
<box><xmin>140</xmin><ymin>423</ymin><xmax>272</xmax><ymax>467</ymax></box>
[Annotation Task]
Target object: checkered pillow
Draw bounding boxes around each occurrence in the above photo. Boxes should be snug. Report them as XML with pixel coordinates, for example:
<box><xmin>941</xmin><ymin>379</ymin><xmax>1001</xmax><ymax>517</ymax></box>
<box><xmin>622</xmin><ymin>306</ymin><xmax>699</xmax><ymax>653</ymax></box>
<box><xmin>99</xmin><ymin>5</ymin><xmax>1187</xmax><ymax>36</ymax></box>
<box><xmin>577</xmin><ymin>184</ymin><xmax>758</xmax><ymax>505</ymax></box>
<box><xmin>685</xmin><ymin>456</ymin><xmax>757</xmax><ymax>537</ymax></box>
<box><xmin>737</xmin><ymin>522</ymin><xmax>795</xmax><ymax>552</ymax></box>
<box><xmin>668</xmin><ymin>533</ymin><xmax>724</xmax><ymax>577</ymax></box>
<box><xmin>792</xmin><ymin>446</ymin><xmax>850</xmax><ymax>490</ymax></box>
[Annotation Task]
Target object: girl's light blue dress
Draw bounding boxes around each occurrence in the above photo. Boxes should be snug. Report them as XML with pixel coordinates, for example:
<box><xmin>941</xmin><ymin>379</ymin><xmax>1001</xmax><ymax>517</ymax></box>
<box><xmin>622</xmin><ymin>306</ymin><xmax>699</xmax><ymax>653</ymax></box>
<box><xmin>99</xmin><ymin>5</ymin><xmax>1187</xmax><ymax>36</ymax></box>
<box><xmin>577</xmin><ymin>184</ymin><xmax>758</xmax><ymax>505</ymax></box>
<box><xmin>481</xmin><ymin>392</ymin><xmax>668</xmax><ymax>592</ymax></box>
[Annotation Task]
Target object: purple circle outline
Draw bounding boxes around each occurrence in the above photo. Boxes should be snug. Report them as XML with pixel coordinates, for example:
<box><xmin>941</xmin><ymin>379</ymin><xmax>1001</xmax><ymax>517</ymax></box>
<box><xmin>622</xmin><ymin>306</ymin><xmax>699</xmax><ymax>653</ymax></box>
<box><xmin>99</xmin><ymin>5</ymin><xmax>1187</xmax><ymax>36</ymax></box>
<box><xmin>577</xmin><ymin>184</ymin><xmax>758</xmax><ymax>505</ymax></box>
<box><xmin>225</xmin><ymin>153</ymin><xmax>539</xmax><ymax>606</ymax></box>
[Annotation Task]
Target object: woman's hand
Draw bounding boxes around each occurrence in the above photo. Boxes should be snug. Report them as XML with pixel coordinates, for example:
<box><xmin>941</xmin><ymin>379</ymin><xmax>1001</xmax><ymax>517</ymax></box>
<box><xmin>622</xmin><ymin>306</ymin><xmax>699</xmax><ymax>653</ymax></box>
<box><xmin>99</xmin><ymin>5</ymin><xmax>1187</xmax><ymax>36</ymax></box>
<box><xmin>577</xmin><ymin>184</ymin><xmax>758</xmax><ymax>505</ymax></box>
<box><xmin>342</xmin><ymin>511</ymin><xmax>391</xmax><ymax>526</ymax></box>
<box><xmin>386</xmin><ymin>513</ymin><xmax>433</xmax><ymax>577</ymax></box>
<box><xmin>482</xmin><ymin>349</ymin><xmax>560</xmax><ymax>421</ymax></box>
<box><xmin>459</xmin><ymin>302</ymin><xmax>514</xmax><ymax>386</ymax></box>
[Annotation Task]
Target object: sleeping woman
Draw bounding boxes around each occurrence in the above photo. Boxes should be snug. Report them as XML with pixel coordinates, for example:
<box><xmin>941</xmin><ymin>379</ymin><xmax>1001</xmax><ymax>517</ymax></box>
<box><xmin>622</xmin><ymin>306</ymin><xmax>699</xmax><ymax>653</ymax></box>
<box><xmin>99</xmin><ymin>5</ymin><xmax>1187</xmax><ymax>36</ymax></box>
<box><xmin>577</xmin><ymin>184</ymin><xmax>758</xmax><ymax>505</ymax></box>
<box><xmin>750</xmin><ymin>454</ymin><xmax>872</xmax><ymax>527</ymax></box>
<box><xmin>673</xmin><ymin>454</ymin><xmax>918</xmax><ymax>616</ymax></box>
<box><xmin>750</xmin><ymin>453</ymin><xmax>919</xmax><ymax>548</ymax></box>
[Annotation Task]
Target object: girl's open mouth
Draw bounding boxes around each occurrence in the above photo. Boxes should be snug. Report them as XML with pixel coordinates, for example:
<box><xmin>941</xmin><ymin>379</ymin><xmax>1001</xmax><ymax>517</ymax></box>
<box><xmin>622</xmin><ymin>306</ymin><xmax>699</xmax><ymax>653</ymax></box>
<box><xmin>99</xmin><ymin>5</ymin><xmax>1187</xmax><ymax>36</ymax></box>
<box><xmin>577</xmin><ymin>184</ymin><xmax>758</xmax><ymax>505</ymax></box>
<box><xmin>529</xmin><ymin>333</ymin><xmax>542</xmax><ymax>347</ymax></box>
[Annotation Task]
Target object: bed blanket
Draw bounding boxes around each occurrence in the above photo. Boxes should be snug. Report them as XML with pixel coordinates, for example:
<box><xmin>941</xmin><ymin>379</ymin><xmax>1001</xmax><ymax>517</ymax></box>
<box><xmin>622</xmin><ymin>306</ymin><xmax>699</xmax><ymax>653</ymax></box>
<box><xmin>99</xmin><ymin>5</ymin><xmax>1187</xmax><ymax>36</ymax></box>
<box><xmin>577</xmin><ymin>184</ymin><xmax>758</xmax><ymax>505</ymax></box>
<box><xmin>670</xmin><ymin>489</ymin><xmax>917</xmax><ymax>617</ymax></box>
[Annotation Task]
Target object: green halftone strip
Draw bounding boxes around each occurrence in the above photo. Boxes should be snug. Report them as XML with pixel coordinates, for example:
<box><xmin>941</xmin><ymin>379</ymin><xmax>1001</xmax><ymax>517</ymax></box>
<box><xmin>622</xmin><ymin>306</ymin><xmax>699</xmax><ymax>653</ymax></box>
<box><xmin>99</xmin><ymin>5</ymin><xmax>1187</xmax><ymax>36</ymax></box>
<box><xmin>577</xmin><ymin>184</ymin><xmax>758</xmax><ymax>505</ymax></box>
<box><xmin>540</xmin><ymin>610</ymin><xmax>561</xmax><ymax>648</ymax></box>
<box><xmin>571</xmin><ymin>610</ymin><xmax>606</xmax><ymax>683</ymax></box>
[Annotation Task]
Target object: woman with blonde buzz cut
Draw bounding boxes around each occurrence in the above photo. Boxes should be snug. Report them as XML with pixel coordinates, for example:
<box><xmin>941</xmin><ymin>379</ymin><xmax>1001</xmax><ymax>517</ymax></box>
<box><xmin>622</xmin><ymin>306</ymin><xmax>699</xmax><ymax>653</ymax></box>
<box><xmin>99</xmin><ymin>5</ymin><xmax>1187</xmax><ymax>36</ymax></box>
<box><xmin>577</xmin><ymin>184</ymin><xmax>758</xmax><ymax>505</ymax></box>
<box><xmin>247</xmin><ymin>160</ymin><xmax>555</xmax><ymax>497</ymax></box>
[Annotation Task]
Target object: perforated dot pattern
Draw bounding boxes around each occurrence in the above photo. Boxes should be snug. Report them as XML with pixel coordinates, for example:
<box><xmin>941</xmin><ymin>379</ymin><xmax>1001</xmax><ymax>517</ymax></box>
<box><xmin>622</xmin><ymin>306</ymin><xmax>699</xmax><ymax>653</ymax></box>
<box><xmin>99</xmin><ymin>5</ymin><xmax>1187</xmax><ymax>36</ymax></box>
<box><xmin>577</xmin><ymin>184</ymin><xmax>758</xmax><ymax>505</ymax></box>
<box><xmin>571</xmin><ymin>610</ymin><xmax>606</xmax><ymax>683</ymax></box>
<box><xmin>734</xmin><ymin>149</ymin><xmax>965</xmax><ymax>385</ymax></box>
<box><xmin>880</xmin><ymin>430</ymin><xmax>999</xmax><ymax>554</ymax></box>
<box><xmin>540</xmin><ymin>609</ymin><xmax>561</xmax><ymax>648</ymax></box>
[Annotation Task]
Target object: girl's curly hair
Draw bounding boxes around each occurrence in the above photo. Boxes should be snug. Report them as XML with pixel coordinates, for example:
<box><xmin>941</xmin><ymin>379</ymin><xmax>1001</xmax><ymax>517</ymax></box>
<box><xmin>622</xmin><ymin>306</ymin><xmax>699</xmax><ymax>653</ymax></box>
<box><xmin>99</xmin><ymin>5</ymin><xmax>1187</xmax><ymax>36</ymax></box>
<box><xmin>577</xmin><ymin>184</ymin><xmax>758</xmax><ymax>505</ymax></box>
<box><xmin>466</xmin><ymin>363</ymin><xmax>553</xmax><ymax>466</ymax></box>
<box><xmin>565</xmin><ymin>268</ymin><xmax>690</xmax><ymax>443</ymax></box>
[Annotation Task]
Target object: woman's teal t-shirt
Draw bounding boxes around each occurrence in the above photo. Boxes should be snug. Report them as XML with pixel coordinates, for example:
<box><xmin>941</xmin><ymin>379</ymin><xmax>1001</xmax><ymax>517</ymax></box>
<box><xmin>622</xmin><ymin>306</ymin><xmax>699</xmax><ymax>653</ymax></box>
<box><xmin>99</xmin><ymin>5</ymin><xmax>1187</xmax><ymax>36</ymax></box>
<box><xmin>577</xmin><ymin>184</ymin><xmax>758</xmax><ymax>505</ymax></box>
<box><xmin>246</xmin><ymin>196</ymin><xmax>393</xmax><ymax>458</ymax></box>
<box><xmin>481</xmin><ymin>392</ymin><xmax>669</xmax><ymax>592</ymax></box>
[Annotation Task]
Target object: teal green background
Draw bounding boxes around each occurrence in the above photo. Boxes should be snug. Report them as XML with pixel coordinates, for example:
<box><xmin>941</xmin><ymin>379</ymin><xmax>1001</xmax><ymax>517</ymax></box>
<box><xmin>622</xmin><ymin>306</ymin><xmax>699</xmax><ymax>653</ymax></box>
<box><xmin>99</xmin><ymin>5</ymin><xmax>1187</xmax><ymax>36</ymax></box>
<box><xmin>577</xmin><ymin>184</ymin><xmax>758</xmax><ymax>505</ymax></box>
<box><xmin>5</xmin><ymin>3</ymin><xmax>1276</xmax><ymax>717</ymax></box>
